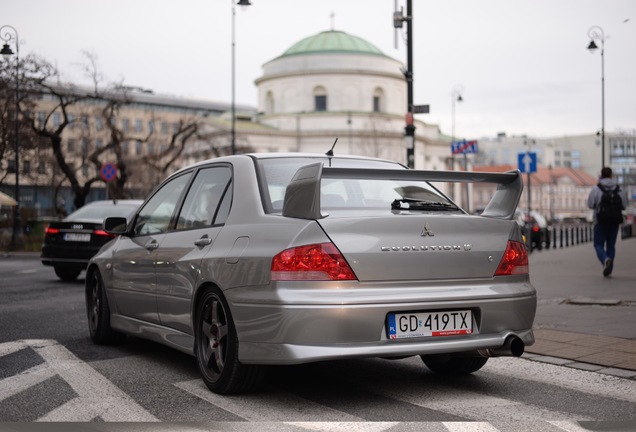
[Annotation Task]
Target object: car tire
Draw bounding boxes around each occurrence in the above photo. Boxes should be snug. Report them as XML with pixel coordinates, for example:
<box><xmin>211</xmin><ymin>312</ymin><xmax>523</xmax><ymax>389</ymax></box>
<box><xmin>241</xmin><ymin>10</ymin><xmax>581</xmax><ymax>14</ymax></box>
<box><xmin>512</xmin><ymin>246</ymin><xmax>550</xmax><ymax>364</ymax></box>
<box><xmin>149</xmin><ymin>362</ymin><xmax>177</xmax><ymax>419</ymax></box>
<box><xmin>420</xmin><ymin>354</ymin><xmax>489</xmax><ymax>375</ymax></box>
<box><xmin>85</xmin><ymin>268</ymin><xmax>125</xmax><ymax>344</ymax></box>
<box><xmin>54</xmin><ymin>265</ymin><xmax>82</xmax><ymax>281</ymax></box>
<box><xmin>195</xmin><ymin>286</ymin><xmax>264</xmax><ymax>394</ymax></box>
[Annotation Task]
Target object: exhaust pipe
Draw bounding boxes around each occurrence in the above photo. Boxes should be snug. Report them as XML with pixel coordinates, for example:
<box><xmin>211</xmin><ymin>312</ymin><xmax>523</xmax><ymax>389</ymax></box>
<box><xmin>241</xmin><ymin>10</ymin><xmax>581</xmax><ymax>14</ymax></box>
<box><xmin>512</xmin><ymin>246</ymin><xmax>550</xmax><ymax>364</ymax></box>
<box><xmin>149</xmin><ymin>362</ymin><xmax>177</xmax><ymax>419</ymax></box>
<box><xmin>479</xmin><ymin>336</ymin><xmax>525</xmax><ymax>358</ymax></box>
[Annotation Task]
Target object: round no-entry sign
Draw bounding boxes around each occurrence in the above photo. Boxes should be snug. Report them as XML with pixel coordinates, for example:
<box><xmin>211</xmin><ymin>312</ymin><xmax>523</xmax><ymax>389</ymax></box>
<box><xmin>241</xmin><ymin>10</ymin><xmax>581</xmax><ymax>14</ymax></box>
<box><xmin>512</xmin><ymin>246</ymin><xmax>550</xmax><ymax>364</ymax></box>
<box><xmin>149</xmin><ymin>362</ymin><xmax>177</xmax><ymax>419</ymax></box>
<box><xmin>101</xmin><ymin>163</ymin><xmax>117</xmax><ymax>182</ymax></box>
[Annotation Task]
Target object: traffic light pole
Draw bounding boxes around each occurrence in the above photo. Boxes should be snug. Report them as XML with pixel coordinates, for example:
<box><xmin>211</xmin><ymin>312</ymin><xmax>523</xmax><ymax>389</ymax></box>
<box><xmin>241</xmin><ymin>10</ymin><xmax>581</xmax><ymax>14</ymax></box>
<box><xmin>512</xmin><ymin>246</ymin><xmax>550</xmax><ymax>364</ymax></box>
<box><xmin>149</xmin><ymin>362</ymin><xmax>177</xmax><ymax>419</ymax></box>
<box><xmin>404</xmin><ymin>0</ymin><xmax>415</xmax><ymax>168</ymax></box>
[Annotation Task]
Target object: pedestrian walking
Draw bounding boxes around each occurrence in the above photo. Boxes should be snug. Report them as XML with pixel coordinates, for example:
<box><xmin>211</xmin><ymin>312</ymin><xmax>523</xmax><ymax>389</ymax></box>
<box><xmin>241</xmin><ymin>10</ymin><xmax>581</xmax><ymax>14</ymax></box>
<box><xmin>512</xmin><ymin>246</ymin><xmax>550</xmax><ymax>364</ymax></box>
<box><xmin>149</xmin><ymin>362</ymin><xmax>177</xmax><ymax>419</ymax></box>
<box><xmin>587</xmin><ymin>167</ymin><xmax>628</xmax><ymax>277</ymax></box>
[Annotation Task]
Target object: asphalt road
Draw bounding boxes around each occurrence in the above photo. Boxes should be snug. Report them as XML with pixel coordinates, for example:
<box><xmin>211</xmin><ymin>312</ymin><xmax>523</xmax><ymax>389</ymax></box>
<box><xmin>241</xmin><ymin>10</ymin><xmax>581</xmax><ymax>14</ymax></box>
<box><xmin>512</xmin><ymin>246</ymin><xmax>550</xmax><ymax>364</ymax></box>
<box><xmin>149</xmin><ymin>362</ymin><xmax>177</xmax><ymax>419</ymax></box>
<box><xmin>1</xmin><ymin>254</ymin><xmax>635</xmax><ymax>431</ymax></box>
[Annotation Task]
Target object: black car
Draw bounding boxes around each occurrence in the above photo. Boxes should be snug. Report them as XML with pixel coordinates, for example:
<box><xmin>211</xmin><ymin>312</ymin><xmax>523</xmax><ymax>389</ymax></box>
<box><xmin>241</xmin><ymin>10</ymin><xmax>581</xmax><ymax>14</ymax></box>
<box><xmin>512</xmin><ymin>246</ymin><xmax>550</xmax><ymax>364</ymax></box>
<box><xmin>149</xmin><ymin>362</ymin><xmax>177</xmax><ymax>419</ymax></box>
<box><xmin>41</xmin><ymin>199</ymin><xmax>142</xmax><ymax>280</ymax></box>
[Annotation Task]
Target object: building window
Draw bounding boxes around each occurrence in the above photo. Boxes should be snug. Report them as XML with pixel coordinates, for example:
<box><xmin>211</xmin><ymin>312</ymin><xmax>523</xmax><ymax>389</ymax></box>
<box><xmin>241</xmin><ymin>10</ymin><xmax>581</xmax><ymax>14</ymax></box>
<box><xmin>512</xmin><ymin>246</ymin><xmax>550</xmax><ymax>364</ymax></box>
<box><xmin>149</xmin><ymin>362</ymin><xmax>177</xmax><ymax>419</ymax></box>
<box><xmin>148</xmin><ymin>120</ymin><xmax>155</xmax><ymax>134</ymax></box>
<box><xmin>53</xmin><ymin>112</ymin><xmax>61</xmax><ymax>127</ymax></box>
<box><xmin>67</xmin><ymin>139</ymin><xmax>76</xmax><ymax>152</ymax></box>
<box><xmin>38</xmin><ymin>162</ymin><xmax>46</xmax><ymax>174</ymax></box>
<box><xmin>161</xmin><ymin>122</ymin><xmax>169</xmax><ymax>134</ymax></box>
<box><xmin>37</xmin><ymin>112</ymin><xmax>46</xmax><ymax>127</ymax></box>
<box><xmin>266</xmin><ymin>91</ymin><xmax>274</xmax><ymax>114</ymax></box>
<box><xmin>95</xmin><ymin>116</ymin><xmax>103</xmax><ymax>130</ymax></box>
<box><xmin>314</xmin><ymin>86</ymin><xmax>327</xmax><ymax>112</ymax></box>
<box><xmin>373</xmin><ymin>88</ymin><xmax>384</xmax><ymax>113</ymax></box>
<box><xmin>122</xmin><ymin>118</ymin><xmax>130</xmax><ymax>132</ymax></box>
<box><xmin>135</xmin><ymin>119</ymin><xmax>143</xmax><ymax>133</ymax></box>
<box><xmin>135</xmin><ymin>140</ymin><xmax>142</xmax><ymax>155</ymax></box>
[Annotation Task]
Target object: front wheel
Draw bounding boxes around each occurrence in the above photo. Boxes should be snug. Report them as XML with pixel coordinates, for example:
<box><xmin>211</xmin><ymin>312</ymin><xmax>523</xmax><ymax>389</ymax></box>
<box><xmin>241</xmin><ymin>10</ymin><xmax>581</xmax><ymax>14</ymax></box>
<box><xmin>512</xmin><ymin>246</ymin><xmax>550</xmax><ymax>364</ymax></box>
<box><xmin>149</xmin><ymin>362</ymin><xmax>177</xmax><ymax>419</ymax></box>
<box><xmin>421</xmin><ymin>354</ymin><xmax>489</xmax><ymax>375</ymax></box>
<box><xmin>194</xmin><ymin>287</ymin><xmax>263</xmax><ymax>394</ymax></box>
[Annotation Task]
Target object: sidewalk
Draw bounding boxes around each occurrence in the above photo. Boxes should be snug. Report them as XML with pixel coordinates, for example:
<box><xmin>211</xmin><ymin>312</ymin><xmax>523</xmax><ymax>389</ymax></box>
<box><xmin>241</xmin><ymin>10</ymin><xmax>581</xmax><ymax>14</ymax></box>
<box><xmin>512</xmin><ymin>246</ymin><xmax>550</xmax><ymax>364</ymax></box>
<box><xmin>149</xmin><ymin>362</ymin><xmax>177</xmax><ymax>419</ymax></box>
<box><xmin>524</xmin><ymin>235</ymin><xmax>636</xmax><ymax>378</ymax></box>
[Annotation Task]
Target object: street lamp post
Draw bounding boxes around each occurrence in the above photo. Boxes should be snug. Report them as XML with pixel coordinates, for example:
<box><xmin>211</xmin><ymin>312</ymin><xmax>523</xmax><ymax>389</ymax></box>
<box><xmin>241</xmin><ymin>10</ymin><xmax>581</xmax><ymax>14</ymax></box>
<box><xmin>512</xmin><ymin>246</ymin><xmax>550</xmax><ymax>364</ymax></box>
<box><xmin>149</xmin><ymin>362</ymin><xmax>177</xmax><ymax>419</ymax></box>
<box><xmin>393</xmin><ymin>0</ymin><xmax>415</xmax><ymax>168</ymax></box>
<box><xmin>1</xmin><ymin>25</ymin><xmax>21</xmax><ymax>250</ymax></box>
<box><xmin>587</xmin><ymin>25</ymin><xmax>605</xmax><ymax>168</ymax></box>
<box><xmin>451</xmin><ymin>85</ymin><xmax>463</xmax><ymax>203</ymax></box>
<box><xmin>231</xmin><ymin>0</ymin><xmax>251</xmax><ymax>155</ymax></box>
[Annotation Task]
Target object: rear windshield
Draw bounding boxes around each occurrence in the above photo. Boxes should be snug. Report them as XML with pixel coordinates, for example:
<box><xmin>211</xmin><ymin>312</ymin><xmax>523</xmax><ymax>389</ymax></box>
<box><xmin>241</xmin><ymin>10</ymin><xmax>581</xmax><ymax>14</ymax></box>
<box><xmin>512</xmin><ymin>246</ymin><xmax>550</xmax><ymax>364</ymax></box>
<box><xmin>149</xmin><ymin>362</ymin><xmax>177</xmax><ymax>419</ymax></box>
<box><xmin>255</xmin><ymin>157</ymin><xmax>451</xmax><ymax>213</ymax></box>
<box><xmin>66</xmin><ymin>202</ymin><xmax>140</xmax><ymax>222</ymax></box>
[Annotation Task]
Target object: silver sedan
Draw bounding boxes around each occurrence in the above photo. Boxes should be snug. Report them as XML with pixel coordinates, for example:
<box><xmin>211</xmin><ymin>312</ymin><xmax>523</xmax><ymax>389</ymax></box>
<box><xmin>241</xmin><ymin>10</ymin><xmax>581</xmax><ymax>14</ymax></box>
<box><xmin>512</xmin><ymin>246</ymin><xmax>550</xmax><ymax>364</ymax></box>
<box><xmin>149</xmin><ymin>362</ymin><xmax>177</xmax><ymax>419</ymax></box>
<box><xmin>86</xmin><ymin>153</ymin><xmax>536</xmax><ymax>394</ymax></box>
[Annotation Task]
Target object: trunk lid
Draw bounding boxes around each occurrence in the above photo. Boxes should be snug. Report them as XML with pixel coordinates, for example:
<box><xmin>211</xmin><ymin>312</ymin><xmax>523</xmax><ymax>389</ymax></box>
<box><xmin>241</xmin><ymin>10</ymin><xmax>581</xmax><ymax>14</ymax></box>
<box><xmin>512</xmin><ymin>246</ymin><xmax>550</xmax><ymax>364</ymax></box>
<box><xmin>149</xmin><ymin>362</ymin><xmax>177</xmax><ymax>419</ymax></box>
<box><xmin>318</xmin><ymin>212</ymin><xmax>514</xmax><ymax>281</ymax></box>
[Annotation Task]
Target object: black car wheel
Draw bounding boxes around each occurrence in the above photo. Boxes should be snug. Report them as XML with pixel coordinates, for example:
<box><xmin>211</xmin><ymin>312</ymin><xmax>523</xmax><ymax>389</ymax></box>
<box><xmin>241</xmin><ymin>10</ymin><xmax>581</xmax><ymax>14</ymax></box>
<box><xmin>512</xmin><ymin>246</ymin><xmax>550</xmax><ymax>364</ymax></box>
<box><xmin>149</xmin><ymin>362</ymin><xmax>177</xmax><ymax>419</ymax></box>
<box><xmin>86</xmin><ymin>268</ymin><xmax>125</xmax><ymax>344</ymax></box>
<box><xmin>421</xmin><ymin>354</ymin><xmax>489</xmax><ymax>375</ymax></box>
<box><xmin>54</xmin><ymin>265</ymin><xmax>82</xmax><ymax>281</ymax></box>
<box><xmin>195</xmin><ymin>286</ymin><xmax>263</xmax><ymax>394</ymax></box>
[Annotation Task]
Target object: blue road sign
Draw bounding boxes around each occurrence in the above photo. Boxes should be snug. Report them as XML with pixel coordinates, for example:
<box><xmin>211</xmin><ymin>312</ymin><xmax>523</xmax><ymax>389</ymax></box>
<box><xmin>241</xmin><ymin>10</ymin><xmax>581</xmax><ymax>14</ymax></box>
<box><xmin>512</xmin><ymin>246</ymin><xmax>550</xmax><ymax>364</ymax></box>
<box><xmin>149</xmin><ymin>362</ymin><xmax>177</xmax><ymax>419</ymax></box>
<box><xmin>518</xmin><ymin>152</ymin><xmax>537</xmax><ymax>174</ymax></box>
<box><xmin>101</xmin><ymin>163</ymin><xmax>117</xmax><ymax>182</ymax></box>
<box><xmin>451</xmin><ymin>140</ymin><xmax>478</xmax><ymax>155</ymax></box>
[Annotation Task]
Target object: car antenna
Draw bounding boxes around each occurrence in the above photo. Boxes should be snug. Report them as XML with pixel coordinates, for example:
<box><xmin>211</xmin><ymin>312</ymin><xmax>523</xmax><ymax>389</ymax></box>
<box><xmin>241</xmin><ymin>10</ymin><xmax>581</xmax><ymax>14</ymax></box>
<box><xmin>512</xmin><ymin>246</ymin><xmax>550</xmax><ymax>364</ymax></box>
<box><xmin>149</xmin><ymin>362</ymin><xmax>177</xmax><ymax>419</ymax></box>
<box><xmin>326</xmin><ymin>138</ymin><xmax>338</xmax><ymax>157</ymax></box>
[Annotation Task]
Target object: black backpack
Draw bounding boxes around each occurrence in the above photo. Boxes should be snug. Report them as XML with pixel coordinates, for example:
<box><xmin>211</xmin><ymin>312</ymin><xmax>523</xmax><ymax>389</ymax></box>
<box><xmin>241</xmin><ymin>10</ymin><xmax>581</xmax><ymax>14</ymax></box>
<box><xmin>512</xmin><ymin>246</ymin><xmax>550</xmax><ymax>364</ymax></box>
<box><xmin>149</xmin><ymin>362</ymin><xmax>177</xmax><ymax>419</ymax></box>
<box><xmin>597</xmin><ymin>183</ymin><xmax>624</xmax><ymax>225</ymax></box>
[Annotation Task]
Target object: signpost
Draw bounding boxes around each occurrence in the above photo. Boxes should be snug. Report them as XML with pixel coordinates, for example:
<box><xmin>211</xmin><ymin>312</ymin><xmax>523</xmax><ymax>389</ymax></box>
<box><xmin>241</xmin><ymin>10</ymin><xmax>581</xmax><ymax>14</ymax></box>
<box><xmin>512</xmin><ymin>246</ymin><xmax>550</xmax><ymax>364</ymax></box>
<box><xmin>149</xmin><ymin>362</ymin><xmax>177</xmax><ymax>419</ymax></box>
<box><xmin>518</xmin><ymin>152</ymin><xmax>537</xmax><ymax>214</ymax></box>
<box><xmin>450</xmin><ymin>140</ymin><xmax>478</xmax><ymax>214</ymax></box>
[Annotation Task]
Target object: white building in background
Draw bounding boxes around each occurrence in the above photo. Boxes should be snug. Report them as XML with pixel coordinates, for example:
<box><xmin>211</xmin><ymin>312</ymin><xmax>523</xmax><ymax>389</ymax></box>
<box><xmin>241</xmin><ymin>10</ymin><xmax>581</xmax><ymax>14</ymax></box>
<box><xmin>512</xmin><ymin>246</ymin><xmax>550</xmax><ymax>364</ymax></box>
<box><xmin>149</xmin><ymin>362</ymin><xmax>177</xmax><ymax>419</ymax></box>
<box><xmin>187</xmin><ymin>29</ymin><xmax>450</xmax><ymax>172</ymax></box>
<box><xmin>475</xmin><ymin>131</ymin><xmax>636</xmax><ymax>207</ymax></box>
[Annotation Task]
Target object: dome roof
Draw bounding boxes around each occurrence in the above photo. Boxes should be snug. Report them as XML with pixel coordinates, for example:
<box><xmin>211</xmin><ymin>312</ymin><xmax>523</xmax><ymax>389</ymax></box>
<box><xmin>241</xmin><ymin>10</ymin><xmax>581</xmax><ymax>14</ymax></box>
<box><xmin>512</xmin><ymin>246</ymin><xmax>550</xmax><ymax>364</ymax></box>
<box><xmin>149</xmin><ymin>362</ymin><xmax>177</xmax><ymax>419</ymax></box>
<box><xmin>280</xmin><ymin>30</ymin><xmax>386</xmax><ymax>58</ymax></box>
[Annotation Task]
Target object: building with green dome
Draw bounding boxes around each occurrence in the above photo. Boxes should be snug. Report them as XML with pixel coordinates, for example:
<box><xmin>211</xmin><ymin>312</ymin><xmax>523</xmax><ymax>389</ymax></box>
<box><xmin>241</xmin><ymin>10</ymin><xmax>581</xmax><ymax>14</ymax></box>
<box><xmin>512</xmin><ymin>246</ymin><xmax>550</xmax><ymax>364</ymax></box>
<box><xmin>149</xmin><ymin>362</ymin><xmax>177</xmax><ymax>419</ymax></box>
<box><xmin>185</xmin><ymin>29</ymin><xmax>451</xmax><ymax>175</ymax></box>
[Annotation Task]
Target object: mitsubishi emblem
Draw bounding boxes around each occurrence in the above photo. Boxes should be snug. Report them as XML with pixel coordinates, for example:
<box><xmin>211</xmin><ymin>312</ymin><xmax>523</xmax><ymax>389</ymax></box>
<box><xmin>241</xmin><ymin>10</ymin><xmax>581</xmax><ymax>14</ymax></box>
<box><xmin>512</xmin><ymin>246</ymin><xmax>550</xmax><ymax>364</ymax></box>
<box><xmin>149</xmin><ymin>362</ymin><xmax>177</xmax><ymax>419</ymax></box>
<box><xmin>421</xmin><ymin>223</ymin><xmax>434</xmax><ymax>237</ymax></box>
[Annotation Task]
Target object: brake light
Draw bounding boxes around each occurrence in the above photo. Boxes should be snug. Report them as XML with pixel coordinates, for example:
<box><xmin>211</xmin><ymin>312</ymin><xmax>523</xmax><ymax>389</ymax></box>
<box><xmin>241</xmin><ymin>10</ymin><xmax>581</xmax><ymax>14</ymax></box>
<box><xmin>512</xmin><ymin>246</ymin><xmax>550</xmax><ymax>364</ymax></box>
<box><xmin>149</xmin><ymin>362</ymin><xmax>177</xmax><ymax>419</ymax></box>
<box><xmin>44</xmin><ymin>227</ymin><xmax>60</xmax><ymax>236</ymax></box>
<box><xmin>495</xmin><ymin>240</ymin><xmax>529</xmax><ymax>276</ymax></box>
<box><xmin>532</xmin><ymin>225</ymin><xmax>540</xmax><ymax>233</ymax></box>
<box><xmin>271</xmin><ymin>242</ymin><xmax>357</xmax><ymax>281</ymax></box>
<box><xmin>94</xmin><ymin>229</ymin><xmax>115</xmax><ymax>238</ymax></box>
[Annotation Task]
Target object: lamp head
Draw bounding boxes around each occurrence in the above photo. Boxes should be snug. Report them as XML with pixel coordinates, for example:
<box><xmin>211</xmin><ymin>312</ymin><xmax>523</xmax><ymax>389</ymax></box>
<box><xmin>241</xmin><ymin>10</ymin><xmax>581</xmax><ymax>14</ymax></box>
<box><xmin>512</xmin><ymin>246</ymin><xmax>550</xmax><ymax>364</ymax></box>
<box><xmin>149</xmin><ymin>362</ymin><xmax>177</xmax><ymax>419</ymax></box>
<box><xmin>1</xmin><ymin>43</ymin><xmax>14</xmax><ymax>58</ymax></box>
<box><xmin>457</xmin><ymin>95</ymin><xmax>463</xmax><ymax>103</ymax></box>
<box><xmin>237</xmin><ymin>0</ymin><xmax>251</xmax><ymax>5</ymax></box>
<box><xmin>587</xmin><ymin>40</ymin><xmax>598</xmax><ymax>52</ymax></box>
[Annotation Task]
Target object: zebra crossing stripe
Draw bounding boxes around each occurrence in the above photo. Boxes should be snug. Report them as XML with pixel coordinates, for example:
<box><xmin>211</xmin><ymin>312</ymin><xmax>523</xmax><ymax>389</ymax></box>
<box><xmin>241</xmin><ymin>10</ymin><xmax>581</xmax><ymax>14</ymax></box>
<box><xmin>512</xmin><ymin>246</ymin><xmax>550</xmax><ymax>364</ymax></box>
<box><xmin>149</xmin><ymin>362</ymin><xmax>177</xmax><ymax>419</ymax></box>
<box><xmin>0</xmin><ymin>339</ymin><xmax>158</xmax><ymax>422</ymax></box>
<box><xmin>175</xmin><ymin>379</ymin><xmax>364</xmax><ymax>422</ymax></box>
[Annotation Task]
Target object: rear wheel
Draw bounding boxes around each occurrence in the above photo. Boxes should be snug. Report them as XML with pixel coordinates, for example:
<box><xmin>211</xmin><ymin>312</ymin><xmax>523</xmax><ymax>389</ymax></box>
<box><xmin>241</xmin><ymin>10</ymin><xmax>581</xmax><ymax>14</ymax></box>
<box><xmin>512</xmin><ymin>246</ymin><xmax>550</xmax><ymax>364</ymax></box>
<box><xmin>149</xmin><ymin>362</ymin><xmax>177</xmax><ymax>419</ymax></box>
<box><xmin>421</xmin><ymin>354</ymin><xmax>489</xmax><ymax>375</ymax></box>
<box><xmin>85</xmin><ymin>268</ymin><xmax>125</xmax><ymax>344</ymax></box>
<box><xmin>54</xmin><ymin>265</ymin><xmax>82</xmax><ymax>281</ymax></box>
<box><xmin>195</xmin><ymin>286</ymin><xmax>263</xmax><ymax>394</ymax></box>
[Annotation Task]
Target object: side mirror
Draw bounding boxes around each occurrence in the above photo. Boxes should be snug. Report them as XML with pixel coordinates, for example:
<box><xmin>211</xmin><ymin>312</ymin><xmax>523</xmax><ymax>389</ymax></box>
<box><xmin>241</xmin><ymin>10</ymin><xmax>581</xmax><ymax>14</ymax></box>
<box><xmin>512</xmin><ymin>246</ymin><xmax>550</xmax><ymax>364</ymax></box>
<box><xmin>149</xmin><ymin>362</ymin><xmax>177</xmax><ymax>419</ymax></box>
<box><xmin>103</xmin><ymin>217</ymin><xmax>129</xmax><ymax>235</ymax></box>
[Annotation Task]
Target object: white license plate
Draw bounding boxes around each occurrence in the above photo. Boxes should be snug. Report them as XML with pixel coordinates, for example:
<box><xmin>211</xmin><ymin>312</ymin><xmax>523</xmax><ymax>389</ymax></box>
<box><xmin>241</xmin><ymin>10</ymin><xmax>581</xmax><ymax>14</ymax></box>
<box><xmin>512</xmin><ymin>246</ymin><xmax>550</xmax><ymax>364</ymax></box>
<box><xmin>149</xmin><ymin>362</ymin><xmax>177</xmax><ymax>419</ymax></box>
<box><xmin>64</xmin><ymin>233</ymin><xmax>91</xmax><ymax>242</ymax></box>
<box><xmin>387</xmin><ymin>310</ymin><xmax>473</xmax><ymax>339</ymax></box>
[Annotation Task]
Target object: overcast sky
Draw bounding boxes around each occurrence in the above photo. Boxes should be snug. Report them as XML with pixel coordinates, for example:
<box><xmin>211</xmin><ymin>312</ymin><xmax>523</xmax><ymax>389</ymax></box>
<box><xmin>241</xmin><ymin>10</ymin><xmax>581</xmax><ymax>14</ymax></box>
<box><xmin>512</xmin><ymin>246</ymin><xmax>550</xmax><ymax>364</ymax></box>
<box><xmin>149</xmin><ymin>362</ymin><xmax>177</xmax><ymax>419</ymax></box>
<box><xmin>3</xmin><ymin>0</ymin><xmax>635</xmax><ymax>139</ymax></box>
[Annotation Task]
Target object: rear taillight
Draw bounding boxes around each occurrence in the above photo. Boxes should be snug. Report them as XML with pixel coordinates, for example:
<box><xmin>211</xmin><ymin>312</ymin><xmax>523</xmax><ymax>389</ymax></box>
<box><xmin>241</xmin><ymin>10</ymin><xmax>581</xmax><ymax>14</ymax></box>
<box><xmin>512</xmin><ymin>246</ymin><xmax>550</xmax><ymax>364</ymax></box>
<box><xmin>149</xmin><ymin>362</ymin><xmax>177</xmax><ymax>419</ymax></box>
<box><xmin>44</xmin><ymin>227</ymin><xmax>60</xmax><ymax>236</ymax></box>
<box><xmin>271</xmin><ymin>242</ymin><xmax>357</xmax><ymax>281</ymax></box>
<box><xmin>495</xmin><ymin>240</ymin><xmax>529</xmax><ymax>276</ymax></box>
<box><xmin>532</xmin><ymin>225</ymin><xmax>540</xmax><ymax>233</ymax></box>
<box><xmin>94</xmin><ymin>229</ymin><xmax>115</xmax><ymax>238</ymax></box>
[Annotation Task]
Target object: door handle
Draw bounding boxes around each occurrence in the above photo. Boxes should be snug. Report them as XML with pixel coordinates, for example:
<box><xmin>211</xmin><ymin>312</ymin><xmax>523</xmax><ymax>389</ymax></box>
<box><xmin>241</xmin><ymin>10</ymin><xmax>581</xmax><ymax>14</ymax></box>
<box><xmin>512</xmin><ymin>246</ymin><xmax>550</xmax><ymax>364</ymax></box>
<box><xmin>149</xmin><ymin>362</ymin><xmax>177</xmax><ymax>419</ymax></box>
<box><xmin>145</xmin><ymin>239</ymin><xmax>159</xmax><ymax>251</ymax></box>
<box><xmin>194</xmin><ymin>236</ymin><xmax>213</xmax><ymax>247</ymax></box>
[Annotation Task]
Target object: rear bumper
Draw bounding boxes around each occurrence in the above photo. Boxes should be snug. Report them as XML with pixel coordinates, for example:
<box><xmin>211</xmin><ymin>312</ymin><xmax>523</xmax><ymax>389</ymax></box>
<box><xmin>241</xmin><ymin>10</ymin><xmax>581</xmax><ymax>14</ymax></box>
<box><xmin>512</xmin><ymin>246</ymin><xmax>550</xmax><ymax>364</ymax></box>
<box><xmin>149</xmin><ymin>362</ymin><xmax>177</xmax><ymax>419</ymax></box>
<box><xmin>240</xmin><ymin>329</ymin><xmax>534</xmax><ymax>364</ymax></box>
<box><xmin>41</xmin><ymin>244</ymin><xmax>99</xmax><ymax>267</ymax></box>
<box><xmin>227</xmin><ymin>280</ymin><xmax>537</xmax><ymax>365</ymax></box>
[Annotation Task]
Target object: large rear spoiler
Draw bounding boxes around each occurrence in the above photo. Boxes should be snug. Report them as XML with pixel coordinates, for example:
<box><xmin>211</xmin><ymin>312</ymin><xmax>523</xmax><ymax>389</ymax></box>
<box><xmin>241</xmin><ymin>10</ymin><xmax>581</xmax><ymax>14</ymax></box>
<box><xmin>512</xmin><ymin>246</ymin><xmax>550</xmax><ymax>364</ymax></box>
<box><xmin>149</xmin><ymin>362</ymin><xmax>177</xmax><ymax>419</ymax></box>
<box><xmin>282</xmin><ymin>163</ymin><xmax>523</xmax><ymax>221</ymax></box>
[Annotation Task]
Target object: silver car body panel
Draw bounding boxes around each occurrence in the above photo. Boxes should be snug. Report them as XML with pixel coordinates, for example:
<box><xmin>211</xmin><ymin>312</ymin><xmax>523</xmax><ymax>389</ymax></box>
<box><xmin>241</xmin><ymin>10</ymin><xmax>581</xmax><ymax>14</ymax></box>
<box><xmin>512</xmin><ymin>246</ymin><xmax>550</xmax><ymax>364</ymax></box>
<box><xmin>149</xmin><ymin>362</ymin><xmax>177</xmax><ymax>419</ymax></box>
<box><xmin>90</xmin><ymin>153</ymin><xmax>536</xmax><ymax>366</ymax></box>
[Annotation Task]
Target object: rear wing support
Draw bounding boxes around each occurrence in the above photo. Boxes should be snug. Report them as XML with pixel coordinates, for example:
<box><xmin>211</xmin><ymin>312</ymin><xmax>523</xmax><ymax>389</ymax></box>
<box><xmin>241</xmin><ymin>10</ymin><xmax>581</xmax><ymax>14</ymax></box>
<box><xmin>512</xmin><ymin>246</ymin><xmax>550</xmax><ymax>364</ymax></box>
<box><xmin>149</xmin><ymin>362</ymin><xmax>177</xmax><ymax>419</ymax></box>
<box><xmin>282</xmin><ymin>163</ymin><xmax>523</xmax><ymax>221</ymax></box>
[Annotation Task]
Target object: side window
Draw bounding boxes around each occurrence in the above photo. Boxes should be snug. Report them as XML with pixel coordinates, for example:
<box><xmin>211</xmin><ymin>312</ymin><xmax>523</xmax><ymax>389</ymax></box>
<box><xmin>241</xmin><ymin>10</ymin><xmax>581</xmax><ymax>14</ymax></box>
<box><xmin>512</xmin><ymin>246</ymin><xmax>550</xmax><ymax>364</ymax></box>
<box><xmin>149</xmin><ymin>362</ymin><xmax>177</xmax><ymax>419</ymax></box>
<box><xmin>176</xmin><ymin>166</ymin><xmax>232</xmax><ymax>230</ymax></box>
<box><xmin>134</xmin><ymin>173</ymin><xmax>192</xmax><ymax>235</ymax></box>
